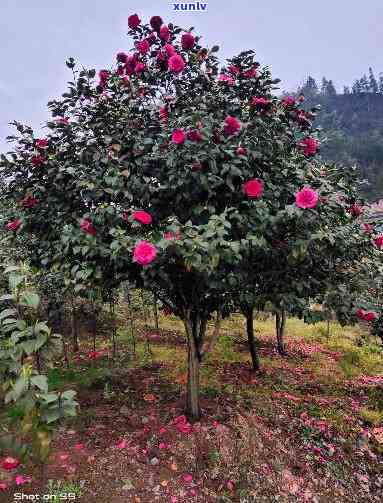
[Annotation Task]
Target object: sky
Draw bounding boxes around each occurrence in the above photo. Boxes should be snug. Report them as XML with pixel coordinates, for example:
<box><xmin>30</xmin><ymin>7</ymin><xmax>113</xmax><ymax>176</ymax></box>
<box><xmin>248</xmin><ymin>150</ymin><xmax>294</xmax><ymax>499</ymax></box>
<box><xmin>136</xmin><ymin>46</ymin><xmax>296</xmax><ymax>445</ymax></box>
<box><xmin>0</xmin><ymin>0</ymin><xmax>382</xmax><ymax>151</ymax></box>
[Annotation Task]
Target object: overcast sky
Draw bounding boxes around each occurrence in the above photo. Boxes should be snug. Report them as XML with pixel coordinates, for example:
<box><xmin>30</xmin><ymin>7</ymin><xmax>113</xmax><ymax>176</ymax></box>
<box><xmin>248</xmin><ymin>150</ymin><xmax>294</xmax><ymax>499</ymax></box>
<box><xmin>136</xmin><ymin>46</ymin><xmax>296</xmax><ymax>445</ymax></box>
<box><xmin>0</xmin><ymin>0</ymin><xmax>382</xmax><ymax>151</ymax></box>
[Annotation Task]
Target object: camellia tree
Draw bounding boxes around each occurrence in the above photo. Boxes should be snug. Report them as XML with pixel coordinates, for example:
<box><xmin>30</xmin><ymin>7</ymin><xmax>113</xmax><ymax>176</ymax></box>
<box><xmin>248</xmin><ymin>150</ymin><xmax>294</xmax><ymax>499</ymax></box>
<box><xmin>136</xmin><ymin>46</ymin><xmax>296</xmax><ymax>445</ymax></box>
<box><xmin>2</xmin><ymin>14</ymin><xmax>383</xmax><ymax>419</ymax></box>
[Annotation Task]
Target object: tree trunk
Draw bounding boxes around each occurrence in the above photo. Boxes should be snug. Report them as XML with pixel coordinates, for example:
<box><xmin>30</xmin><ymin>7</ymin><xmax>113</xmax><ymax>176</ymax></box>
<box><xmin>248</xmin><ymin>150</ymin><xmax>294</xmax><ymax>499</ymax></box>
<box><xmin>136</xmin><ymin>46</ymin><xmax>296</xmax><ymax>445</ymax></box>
<box><xmin>184</xmin><ymin>314</ymin><xmax>206</xmax><ymax>422</ymax></box>
<box><xmin>70</xmin><ymin>299</ymin><xmax>79</xmax><ymax>353</ymax></box>
<box><xmin>245</xmin><ymin>308</ymin><xmax>260</xmax><ymax>371</ymax></box>
<box><xmin>153</xmin><ymin>295</ymin><xmax>159</xmax><ymax>330</ymax></box>
<box><xmin>276</xmin><ymin>309</ymin><xmax>287</xmax><ymax>356</ymax></box>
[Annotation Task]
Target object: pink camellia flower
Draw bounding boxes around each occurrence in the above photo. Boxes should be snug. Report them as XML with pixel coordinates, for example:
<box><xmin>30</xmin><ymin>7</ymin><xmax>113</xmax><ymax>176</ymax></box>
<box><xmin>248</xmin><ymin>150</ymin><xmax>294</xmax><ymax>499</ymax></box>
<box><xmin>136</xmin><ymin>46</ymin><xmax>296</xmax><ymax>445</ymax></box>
<box><xmin>128</xmin><ymin>13</ymin><xmax>141</xmax><ymax>29</ymax></box>
<box><xmin>31</xmin><ymin>155</ymin><xmax>45</xmax><ymax>167</ymax></box>
<box><xmin>164</xmin><ymin>44</ymin><xmax>176</xmax><ymax>57</ymax></box>
<box><xmin>21</xmin><ymin>196</ymin><xmax>38</xmax><ymax>208</ymax></box>
<box><xmin>0</xmin><ymin>482</ymin><xmax>8</xmax><ymax>491</ymax></box>
<box><xmin>362</xmin><ymin>223</ymin><xmax>374</xmax><ymax>234</ymax></box>
<box><xmin>80</xmin><ymin>218</ymin><xmax>97</xmax><ymax>236</ymax></box>
<box><xmin>1</xmin><ymin>457</ymin><xmax>20</xmax><ymax>471</ymax></box>
<box><xmin>133</xmin><ymin>240</ymin><xmax>157</xmax><ymax>266</ymax></box>
<box><xmin>243</xmin><ymin>179</ymin><xmax>264</xmax><ymax>199</ymax></box>
<box><xmin>183</xmin><ymin>474</ymin><xmax>193</xmax><ymax>483</ymax></box>
<box><xmin>15</xmin><ymin>475</ymin><xmax>32</xmax><ymax>486</ymax></box>
<box><xmin>172</xmin><ymin>129</ymin><xmax>186</xmax><ymax>144</ymax></box>
<box><xmin>87</xmin><ymin>350</ymin><xmax>104</xmax><ymax>360</ymax></box>
<box><xmin>6</xmin><ymin>219</ymin><xmax>22</xmax><ymax>231</ymax></box>
<box><xmin>116</xmin><ymin>52</ymin><xmax>128</xmax><ymax>63</ymax></box>
<box><xmin>181</xmin><ymin>32</ymin><xmax>195</xmax><ymax>50</ymax></box>
<box><xmin>251</xmin><ymin>96</ymin><xmax>271</xmax><ymax>109</ymax></box>
<box><xmin>374</xmin><ymin>235</ymin><xmax>383</xmax><ymax>248</ymax></box>
<box><xmin>224</xmin><ymin>116</ymin><xmax>241</xmax><ymax>135</ymax></box>
<box><xmin>74</xmin><ymin>443</ymin><xmax>85</xmax><ymax>451</ymax></box>
<box><xmin>173</xmin><ymin>415</ymin><xmax>193</xmax><ymax>434</ymax></box>
<box><xmin>55</xmin><ymin>117</ymin><xmax>69</xmax><ymax>126</ymax></box>
<box><xmin>159</xmin><ymin>24</ymin><xmax>171</xmax><ymax>41</ymax></box>
<box><xmin>348</xmin><ymin>203</ymin><xmax>363</xmax><ymax>217</ymax></box>
<box><xmin>150</xmin><ymin>16</ymin><xmax>163</xmax><ymax>31</ymax></box>
<box><xmin>236</xmin><ymin>146</ymin><xmax>247</xmax><ymax>156</ymax></box>
<box><xmin>295</xmin><ymin>187</ymin><xmax>319</xmax><ymax>209</ymax></box>
<box><xmin>364</xmin><ymin>312</ymin><xmax>377</xmax><ymax>322</ymax></box>
<box><xmin>168</xmin><ymin>54</ymin><xmax>185</xmax><ymax>74</ymax></box>
<box><xmin>298</xmin><ymin>137</ymin><xmax>318</xmax><ymax>156</ymax></box>
<box><xmin>243</xmin><ymin>67</ymin><xmax>257</xmax><ymax>78</ymax></box>
<box><xmin>136</xmin><ymin>39</ymin><xmax>150</xmax><ymax>54</ymax></box>
<box><xmin>147</xmin><ymin>32</ymin><xmax>157</xmax><ymax>45</ymax></box>
<box><xmin>159</xmin><ymin>106</ymin><xmax>169</xmax><ymax>124</ymax></box>
<box><xmin>228</xmin><ymin>65</ymin><xmax>240</xmax><ymax>75</ymax></box>
<box><xmin>35</xmin><ymin>138</ymin><xmax>49</xmax><ymax>149</ymax></box>
<box><xmin>187</xmin><ymin>130</ymin><xmax>203</xmax><ymax>142</ymax></box>
<box><xmin>125</xmin><ymin>54</ymin><xmax>138</xmax><ymax>75</ymax></box>
<box><xmin>218</xmin><ymin>74</ymin><xmax>235</xmax><ymax>86</ymax></box>
<box><xmin>98</xmin><ymin>70</ymin><xmax>110</xmax><ymax>87</ymax></box>
<box><xmin>116</xmin><ymin>439</ymin><xmax>128</xmax><ymax>449</ymax></box>
<box><xmin>282</xmin><ymin>95</ymin><xmax>295</xmax><ymax>107</ymax></box>
<box><xmin>116</xmin><ymin>66</ymin><xmax>125</xmax><ymax>76</ymax></box>
<box><xmin>134</xmin><ymin>62</ymin><xmax>146</xmax><ymax>73</ymax></box>
<box><xmin>133</xmin><ymin>210</ymin><xmax>152</xmax><ymax>225</ymax></box>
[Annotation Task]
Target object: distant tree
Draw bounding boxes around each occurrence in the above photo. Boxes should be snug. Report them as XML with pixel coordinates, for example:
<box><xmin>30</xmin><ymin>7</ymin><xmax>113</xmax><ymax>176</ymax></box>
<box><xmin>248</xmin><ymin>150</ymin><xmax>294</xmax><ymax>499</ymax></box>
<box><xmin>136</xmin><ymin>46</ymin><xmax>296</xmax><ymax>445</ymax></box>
<box><xmin>343</xmin><ymin>86</ymin><xmax>350</xmax><ymax>94</ymax></box>
<box><xmin>369</xmin><ymin>67</ymin><xmax>378</xmax><ymax>93</ymax></box>
<box><xmin>378</xmin><ymin>73</ymin><xmax>383</xmax><ymax>94</ymax></box>
<box><xmin>360</xmin><ymin>74</ymin><xmax>370</xmax><ymax>93</ymax></box>
<box><xmin>299</xmin><ymin>76</ymin><xmax>319</xmax><ymax>98</ymax></box>
<box><xmin>326</xmin><ymin>80</ymin><xmax>337</xmax><ymax>96</ymax></box>
<box><xmin>352</xmin><ymin>79</ymin><xmax>362</xmax><ymax>94</ymax></box>
<box><xmin>321</xmin><ymin>77</ymin><xmax>329</xmax><ymax>94</ymax></box>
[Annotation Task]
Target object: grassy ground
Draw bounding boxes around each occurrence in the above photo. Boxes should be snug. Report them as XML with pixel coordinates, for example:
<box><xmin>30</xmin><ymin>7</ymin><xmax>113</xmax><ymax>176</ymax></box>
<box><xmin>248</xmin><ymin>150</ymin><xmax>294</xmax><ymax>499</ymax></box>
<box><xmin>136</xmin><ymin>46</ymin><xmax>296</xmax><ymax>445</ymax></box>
<box><xmin>0</xmin><ymin>313</ymin><xmax>382</xmax><ymax>502</ymax></box>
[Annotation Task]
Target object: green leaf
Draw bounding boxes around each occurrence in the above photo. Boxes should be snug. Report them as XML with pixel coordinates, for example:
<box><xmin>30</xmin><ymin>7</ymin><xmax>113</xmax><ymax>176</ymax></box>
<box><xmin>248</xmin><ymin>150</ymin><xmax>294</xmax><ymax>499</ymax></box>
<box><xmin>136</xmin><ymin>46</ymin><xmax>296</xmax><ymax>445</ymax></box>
<box><xmin>31</xmin><ymin>375</ymin><xmax>48</xmax><ymax>392</ymax></box>
<box><xmin>20</xmin><ymin>293</ymin><xmax>40</xmax><ymax>310</ymax></box>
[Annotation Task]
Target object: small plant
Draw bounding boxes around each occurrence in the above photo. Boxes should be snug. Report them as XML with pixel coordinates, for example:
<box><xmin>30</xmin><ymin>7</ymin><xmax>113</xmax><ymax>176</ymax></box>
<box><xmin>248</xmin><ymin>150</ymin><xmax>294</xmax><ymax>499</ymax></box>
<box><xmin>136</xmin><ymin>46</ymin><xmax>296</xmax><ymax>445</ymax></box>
<box><xmin>103</xmin><ymin>381</ymin><xmax>115</xmax><ymax>400</ymax></box>
<box><xmin>46</xmin><ymin>479</ymin><xmax>84</xmax><ymax>499</ymax></box>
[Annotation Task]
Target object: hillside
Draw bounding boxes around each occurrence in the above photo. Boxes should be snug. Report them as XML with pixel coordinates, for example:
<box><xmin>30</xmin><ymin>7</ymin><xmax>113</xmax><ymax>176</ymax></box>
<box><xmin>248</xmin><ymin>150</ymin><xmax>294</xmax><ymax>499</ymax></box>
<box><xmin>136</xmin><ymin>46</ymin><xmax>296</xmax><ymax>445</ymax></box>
<box><xmin>297</xmin><ymin>73</ymin><xmax>383</xmax><ymax>201</ymax></box>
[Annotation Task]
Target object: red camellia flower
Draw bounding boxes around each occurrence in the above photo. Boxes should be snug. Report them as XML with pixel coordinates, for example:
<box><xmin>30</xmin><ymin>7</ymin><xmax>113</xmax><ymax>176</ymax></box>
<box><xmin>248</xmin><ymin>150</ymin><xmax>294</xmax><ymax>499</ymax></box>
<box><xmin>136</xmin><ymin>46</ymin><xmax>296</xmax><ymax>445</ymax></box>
<box><xmin>164</xmin><ymin>44</ymin><xmax>176</xmax><ymax>57</ymax></box>
<box><xmin>172</xmin><ymin>129</ymin><xmax>186</xmax><ymax>144</ymax></box>
<box><xmin>35</xmin><ymin>138</ymin><xmax>49</xmax><ymax>149</ymax></box>
<box><xmin>192</xmin><ymin>161</ymin><xmax>202</xmax><ymax>172</ymax></box>
<box><xmin>362</xmin><ymin>223</ymin><xmax>374</xmax><ymax>234</ymax></box>
<box><xmin>6</xmin><ymin>219</ymin><xmax>22</xmax><ymax>231</ymax></box>
<box><xmin>356</xmin><ymin>308</ymin><xmax>366</xmax><ymax>320</ymax></box>
<box><xmin>298</xmin><ymin>137</ymin><xmax>318</xmax><ymax>156</ymax></box>
<box><xmin>21</xmin><ymin>196</ymin><xmax>38</xmax><ymax>208</ymax></box>
<box><xmin>243</xmin><ymin>67</ymin><xmax>257</xmax><ymax>78</ymax></box>
<box><xmin>218</xmin><ymin>74</ymin><xmax>235</xmax><ymax>85</ymax></box>
<box><xmin>116</xmin><ymin>52</ymin><xmax>128</xmax><ymax>63</ymax></box>
<box><xmin>133</xmin><ymin>240</ymin><xmax>157</xmax><ymax>266</ymax></box>
<box><xmin>374</xmin><ymin>235</ymin><xmax>383</xmax><ymax>248</ymax></box>
<box><xmin>243</xmin><ymin>179</ymin><xmax>264</xmax><ymax>199</ymax></box>
<box><xmin>168</xmin><ymin>54</ymin><xmax>185</xmax><ymax>74</ymax></box>
<box><xmin>125</xmin><ymin>54</ymin><xmax>137</xmax><ymax>75</ymax></box>
<box><xmin>162</xmin><ymin>306</ymin><xmax>173</xmax><ymax>315</ymax></box>
<box><xmin>228</xmin><ymin>64</ymin><xmax>240</xmax><ymax>75</ymax></box>
<box><xmin>0</xmin><ymin>482</ymin><xmax>8</xmax><ymax>491</ymax></box>
<box><xmin>31</xmin><ymin>155</ymin><xmax>45</xmax><ymax>167</ymax></box>
<box><xmin>98</xmin><ymin>69</ymin><xmax>110</xmax><ymax>87</ymax></box>
<box><xmin>150</xmin><ymin>16</ymin><xmax>163</xmax><ymax>31</ymax></box>
<box><xmin>128</xmin><ymin>13</ymin><xmax>141</xmax><ymax>29</ymax></box>
<box><xmin>80</xmin><ymin>218</ymin><xmax>97</xmax><ymax>236</ymax></box>
<box><xmin>224</xmin><ymin>116</ymin><xmax>241</xmax><ymax>135</ymax></box>
<box><xmin>164</xmin><ymin>230</ymin><xmax>181</xmax><ymax>240</ymax></box>
<box><xmin>282</xmin><ymin>96</ymin><xmax>295</xmax><ymax>107</ymax></box>
<box><xmin>159</xmin><ymin>24</ymin><xmax>171</xmax><ymax>41</ymax></box>
<box><xmin>295</xmin><ymin>187</ymin><xmax>319</xmax><ymax>209</ymax></box>
<box><xmin>364</xmin><ymin>311</ymin><xmax>377</xmax><ymax>322</ymax></box>
<box><xmin>2</xmin><ymin>457</ymin><xmax>20</xmax><ymax>471</ymax></box>
<box><xmin>181</xmin><ymin>32</ymin><xmax>195</xmax><ymax>50</ymax></box>
<box><xmin>187</xmin><ymin>130</ymin><xmax>203</xmax><ymax>142</ymax></box>
<box><xmin>133</xmin><ymin>210</ymin><xmax>152</xmax><ymax>225</ymax></box>
<box><xmin>251</xmin><ymin>96</ymin><xmax>271</xmax><ymax>109</ymax></box>
<box><xmin>55</xmin><ymin>117</ymin><xmax>69</xmax><ymax>126</ymax></box>
<box><xmin>348</xmin><ymin>203</ymin><xmax>363</xmax><ymax>217</ymax></box>
<box><xmin>236</xmin><ymin>146</ymin><xmax>247</xmax><ymax>156</ymax></box>
<box><xmin>134</xmin><ymin>62</ymin><xmax>146</xmax><ymax>73</ymax></box>
<box><xmin>88</xmin><ymin>350</ymin><xmax>104</xmax><ymax>360</ymax></box>
<box><xmin>137</xmin><ymin>39</ymin><xmax>150</xmax><ymax>54</ymax></box>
